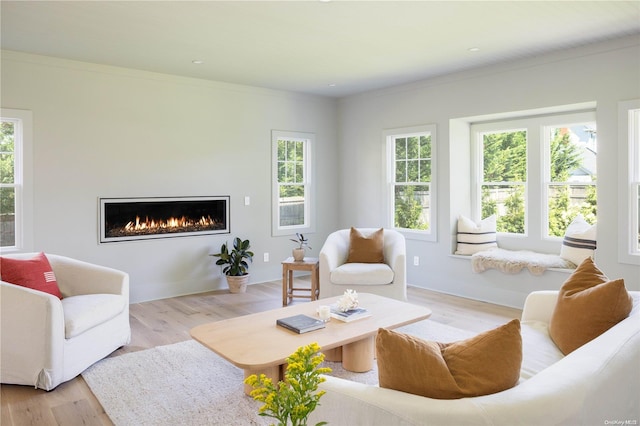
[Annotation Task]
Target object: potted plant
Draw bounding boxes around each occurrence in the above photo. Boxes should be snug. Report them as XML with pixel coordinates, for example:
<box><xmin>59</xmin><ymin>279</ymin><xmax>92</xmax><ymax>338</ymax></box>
<box><xmin>290</xmin><ymin>233</ymin><xmax>311</xmax><ymax>261</ymax></box>
<box><xmin>211</xmin><ymin>237</ymin><xmax>254</xmax><ymax>293</ymax></box>
<box><xmin>245</xmin><ymin>342</ymin><xmax>331</xmax><ymax>426</ymax></box>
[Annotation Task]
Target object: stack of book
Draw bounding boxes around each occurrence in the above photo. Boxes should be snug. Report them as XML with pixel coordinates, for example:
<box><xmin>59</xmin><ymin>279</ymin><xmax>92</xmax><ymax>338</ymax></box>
<box><xmin>276</xmin><ymin>314</ymin><xmax>326</xmax><ymax>334</ymax></box>
<box><xmin>330</xmin><ymin>307</ymin><xmax>371</xmax><ymax>323</ymax></box>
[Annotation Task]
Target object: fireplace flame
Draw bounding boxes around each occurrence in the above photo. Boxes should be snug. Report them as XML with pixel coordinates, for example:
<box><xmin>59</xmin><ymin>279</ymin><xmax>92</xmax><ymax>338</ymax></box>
<box><xmin>123</xmin><ymin>215</ymin><xmax>217</xmax><ymax>233</ymax></box>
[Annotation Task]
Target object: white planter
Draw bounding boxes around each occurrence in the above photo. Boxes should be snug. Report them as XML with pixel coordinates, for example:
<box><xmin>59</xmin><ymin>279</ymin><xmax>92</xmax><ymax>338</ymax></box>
<box><xmin>226</xmin><ymin>274</ymin><xmax>249</xmax><ymax>293</ymax></box>
<box><xmin>292</xmin><ymin>248</ymin><xmax>305</xmax><ymax>261</ymax></box>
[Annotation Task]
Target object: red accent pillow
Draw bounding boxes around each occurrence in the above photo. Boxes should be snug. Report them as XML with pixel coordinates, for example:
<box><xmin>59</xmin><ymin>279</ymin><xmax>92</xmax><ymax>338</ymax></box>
<box><xmin>1</xmin><ymin>252</ymin><xmax>62</xmax><ymax>299</ymax></box>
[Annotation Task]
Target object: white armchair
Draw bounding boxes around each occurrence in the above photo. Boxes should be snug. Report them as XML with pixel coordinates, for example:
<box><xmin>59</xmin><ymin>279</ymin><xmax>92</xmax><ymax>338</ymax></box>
<box><xmin>1</xmin><ymin>253</ymin><xmax>131</xmax><ymax>390</ymax></box>
<box><xmin>319</xmin><ymin>228</ymin><xmax>407</xmax><ymax>301</ymax></box>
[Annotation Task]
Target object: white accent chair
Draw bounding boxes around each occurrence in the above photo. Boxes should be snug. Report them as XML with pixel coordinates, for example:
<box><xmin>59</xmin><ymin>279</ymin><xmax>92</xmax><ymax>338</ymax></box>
<box><xmin>319</xmin><ymin>228</ymin><xmax>407</xmax><ymax>301</ymax></box>
<box><xmin>1</xmin><ymin>253</ymin><xmax>131</xmax><ymax>390</ymax></box>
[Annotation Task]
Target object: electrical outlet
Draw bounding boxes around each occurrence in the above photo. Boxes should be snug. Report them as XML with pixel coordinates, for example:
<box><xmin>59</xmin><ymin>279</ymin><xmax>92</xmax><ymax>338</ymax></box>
<box><xmin>413</xmin><ymin>256</ymin><xmax>419</xmax><ymax>266</ymax></box>
<box><xmin>244</xmin><ymin>196</ymin><xmax>251</xmax><ymax>206</ymax></box>
<box><xmin>263</xmin><ymin>252</ymin><xmax>269</xmax><ymax>262</ymax></box>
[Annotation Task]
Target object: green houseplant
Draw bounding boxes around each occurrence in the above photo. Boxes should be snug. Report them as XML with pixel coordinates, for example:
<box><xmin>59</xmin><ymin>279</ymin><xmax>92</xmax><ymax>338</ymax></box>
<box><xmin>211</xmin><ymin>237</ymin><xmax>254</xmax><ymax>293</ymax></box>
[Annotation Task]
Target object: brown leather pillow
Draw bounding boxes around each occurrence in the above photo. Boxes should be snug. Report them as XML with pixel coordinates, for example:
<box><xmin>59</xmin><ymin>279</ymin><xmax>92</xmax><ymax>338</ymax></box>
<box><xmin>549</xmin><ymin>257</ymin><xmax>632</xmax><ymax>355</ymax></box>
<box><xmin>346</xmin><ymin>227</ymin><xmax>384</xmax><ymax>263</ymax></box>
<box><xmin>376</xmin><ymin>319</ymin><xmax>522</xmax><ymax>399</ymax></box>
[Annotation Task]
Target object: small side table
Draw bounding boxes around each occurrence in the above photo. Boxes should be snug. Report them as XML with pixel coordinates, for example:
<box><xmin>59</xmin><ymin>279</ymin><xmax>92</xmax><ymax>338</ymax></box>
<box><xmin>282</xmin><ymin>257</ymin><xmax>320</xmax><ymax>306</ymax></box>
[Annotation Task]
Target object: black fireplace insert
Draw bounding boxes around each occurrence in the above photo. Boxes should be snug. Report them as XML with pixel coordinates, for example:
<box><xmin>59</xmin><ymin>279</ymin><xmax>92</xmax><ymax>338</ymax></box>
<box><xmin>99</xmin><ymin>196</ymin><xmax>230</xmax><ymax>243</ymax></box>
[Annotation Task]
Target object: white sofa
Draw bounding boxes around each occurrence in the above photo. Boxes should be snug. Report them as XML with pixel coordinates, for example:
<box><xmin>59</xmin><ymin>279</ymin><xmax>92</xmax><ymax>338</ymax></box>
<box><xmin>1</xmin><ymin>253</ymin><xmax>131</xmax><ymax>390</ymax></box>
<box><xmin>310</xmin><ymin>290</ymin><xmax>640</xmax><ymax>426</ymax></box>
<box><xmin>319</xmin><ymin>228</ymin><xmax>407</xmax><ymax>301</ymax></box>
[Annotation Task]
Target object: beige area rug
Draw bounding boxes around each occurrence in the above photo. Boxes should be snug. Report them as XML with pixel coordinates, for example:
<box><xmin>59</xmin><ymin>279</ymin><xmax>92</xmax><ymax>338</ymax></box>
<box><xmin>82</xmin><ymin>320</ymin><xmax>473</xmax><ymax>426</ymax></box>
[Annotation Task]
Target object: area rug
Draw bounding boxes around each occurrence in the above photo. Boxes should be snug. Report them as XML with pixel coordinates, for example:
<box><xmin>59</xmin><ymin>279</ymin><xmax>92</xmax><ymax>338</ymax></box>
<box><xmin>82</xmin><ymin>320</ymin><xmax>473</xmax><ymax>426</ymax></box>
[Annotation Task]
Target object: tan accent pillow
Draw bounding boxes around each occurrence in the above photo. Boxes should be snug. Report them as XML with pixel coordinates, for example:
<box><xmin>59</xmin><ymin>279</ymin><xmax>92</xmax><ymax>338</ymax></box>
<box><xmin>346</xmin><ymin>227</ymin><xmax>384</xmax><ymax>263</ymax></box>
<box><xmin>376</xmin><ymin>319</ymin><xmax>522</xmax><ymax>399</ymax></box>
<box><xmin>549</xmin><ymin>257</ymin><xmax>632</xmax><ymax>355</ymax></box>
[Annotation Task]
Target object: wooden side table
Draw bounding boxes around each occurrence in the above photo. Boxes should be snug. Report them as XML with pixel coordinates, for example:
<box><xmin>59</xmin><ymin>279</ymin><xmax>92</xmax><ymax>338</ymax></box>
<box><xmin>282</xmin><ymin>257</ymin><xmax>320</xmax><ymax>306</ymax></box>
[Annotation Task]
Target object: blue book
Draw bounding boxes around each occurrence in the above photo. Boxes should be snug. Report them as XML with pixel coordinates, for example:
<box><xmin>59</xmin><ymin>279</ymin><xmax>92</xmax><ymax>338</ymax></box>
<box><xmin>277</xmin><ymin>314</ymin><xmax>325</xmax><ymax>334</ymax></box>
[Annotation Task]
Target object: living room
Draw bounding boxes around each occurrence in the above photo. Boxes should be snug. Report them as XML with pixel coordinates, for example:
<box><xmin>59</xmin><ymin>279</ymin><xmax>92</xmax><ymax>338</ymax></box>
<box><xmin>1</xmin><ymin>2</ymin><xmax>640</xmax><ymax>425</ymax></box>
<box><xmin>2</xmin><ymin>2</ymin><xmax>638</xmax><ymax>309</ymax></box>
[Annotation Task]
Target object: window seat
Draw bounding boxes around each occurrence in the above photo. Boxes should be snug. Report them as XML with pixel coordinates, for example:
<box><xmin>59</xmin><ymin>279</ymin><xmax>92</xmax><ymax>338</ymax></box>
<box><xmin>453</xmin><ymin>248</ymin><xmax>576</xmax><ymax>275</ymax></box>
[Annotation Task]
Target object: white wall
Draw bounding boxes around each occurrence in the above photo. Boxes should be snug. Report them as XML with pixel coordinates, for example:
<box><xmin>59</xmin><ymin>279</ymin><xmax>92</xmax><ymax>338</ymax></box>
<box><xmin>337</xmin><ymin>35</ymin><xmax>640</xmax><ymax>308</ymax></box>
<box><xmin>1</xmin><ymin>51</ymin><xmax>339</xmax><ymax>302</ymax></box>
<box><xmin>3</xmin><ymin>36</ymin><xmax>639</xmax><ymax>308</ymax></box>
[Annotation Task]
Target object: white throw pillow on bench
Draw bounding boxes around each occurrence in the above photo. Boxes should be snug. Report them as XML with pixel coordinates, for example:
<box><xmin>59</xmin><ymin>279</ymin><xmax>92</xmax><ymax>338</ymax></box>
<box><xmin>455</xmin><ymin>215</ymin><xmax>498</xmax><ymax>255</ymax></box>
<box><xmin>560</xmin><ymin>214</ymin><xmax>597</xmax><ymax>266</ymax></box>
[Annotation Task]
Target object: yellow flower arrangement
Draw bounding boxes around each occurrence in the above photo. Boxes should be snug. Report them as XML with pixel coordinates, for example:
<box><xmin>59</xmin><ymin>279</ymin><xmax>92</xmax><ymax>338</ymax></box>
<box><xmin>244</xmin><ymin>342</ymin><xmax>332</xmax><ymax>426</ymax></box>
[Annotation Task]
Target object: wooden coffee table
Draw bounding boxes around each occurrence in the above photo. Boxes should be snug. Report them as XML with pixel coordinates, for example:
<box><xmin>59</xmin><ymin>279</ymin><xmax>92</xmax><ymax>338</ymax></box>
<box><xmin>190</xmin><ymin>293</ymin><xmax>431</xmax><ymax>394</ymax></box>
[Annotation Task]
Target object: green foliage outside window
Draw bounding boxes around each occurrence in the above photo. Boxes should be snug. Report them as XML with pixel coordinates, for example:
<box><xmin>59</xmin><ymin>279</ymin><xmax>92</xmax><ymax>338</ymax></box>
<box><xmin>481</xmin><ymin>126</ymin><xmax>597</xmax><ymax>236</ymax></box>
<box><xmin>1</xmin><ymin>122</ymin><xmax>16</xmax><ymax>247</ymax></box>
<box><xmin>481</xmin><ymin>130</ymin><xmax>526</xmax><ymax>233</ymax></box>
<box><xmin>394</xmin><ymin>134</ymin><xmax>431</xmax><ymax>230</ymax></box>
<box><xmin>547</xmin><ymin>129</ymin><xmax>597</xmax><ymax>236</ymax></box>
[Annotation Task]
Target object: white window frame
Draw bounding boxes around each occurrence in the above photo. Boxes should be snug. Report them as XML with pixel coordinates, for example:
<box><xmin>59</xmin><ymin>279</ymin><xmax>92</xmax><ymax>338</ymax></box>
<box><xmin>384</xmin><ymin>124</ymin><xmax>437</xmax><ymax>242</ymax></box>
<box><xmin>618</xmin><ymin>99</ymin><xmax>640</xmax><ymax>265</ymax></box>
<box><xmin>471</xmin><ymin>110</ymin><xmax>596</xmax><ymax>251</ymax></box>
<box><xmin>0</xmin><ymin>108</ymin><xmax>33</xmax><ymax>253</ymax></box>
<box><xmin>271</xmin><ymin>130</ymin><xmax>315</xmax><ymax>238</ymax></box>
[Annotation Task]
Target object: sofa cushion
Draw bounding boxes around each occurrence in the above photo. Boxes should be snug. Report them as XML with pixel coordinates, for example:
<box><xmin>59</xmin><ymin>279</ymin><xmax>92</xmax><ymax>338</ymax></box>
<box><xmin>61</xmin><ymin>294</ymin><xmax>126</xmax><ymax>338</ymax></box>
<box><xmin>560</xmin><ymin>214</ymin><xmax>597</xmax><ymax>266</ymax></box>
<box><xmin>346</xmin><ymin>227</ymin><xmax>384</xmax><ymax>263</ymax></box>
<box><xmin>330</xmin><ymin>263</ymin><xmax>394</xmax><ymax>285</ymax></box>
<box><xmin>455</xmin><ymin>215</ymin><xmax>498</xmax><ymax>255</ymax></box>
<box><xmin>0</xmin><ymin>252</ymin><xmax>63</xmax><ymax>299</ymax></box>
<box><xmin>376</xmin><ymin>319</ymin><xmax>522</xmax><ymax>399</ymax></box>
<box><xmin>519</xmin><ymin>320</ymin><xmax>565</xmax><ymax>381</ymax></box>
<box><xmin>549</xmin><ymin>257</ymin><xmax>632</xmax><ymax>355</ymax></box>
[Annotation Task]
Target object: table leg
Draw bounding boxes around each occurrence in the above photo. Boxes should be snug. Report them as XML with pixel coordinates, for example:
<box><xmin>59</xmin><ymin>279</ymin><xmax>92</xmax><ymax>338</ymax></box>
<box><xmin>288</xmin><ymin>270</ymin><xmax>294</xmax><ymax>304</ymax></box>
<box><xmin>342</xmin><ymin>336</ymin><xmax>375</xmax><ymax>372</ymax></box>
<box><xmin>322</xmin><ymin>346</ymin><xmax>342</xmax><ymax>362</ymax></box>
<box><xmin>311</xmin><ymin>266</ymin><xmax>319</xmax><ymax>301</ymax></box>
<box><xmin>244</xmin><ymin>364</ymin><xmax>282</xmax><ymax>396</ymax></box>
<box><xmin>282</xmin><ymin>264</ymin><xmax>288</xmax><ymax>306</ymax></box>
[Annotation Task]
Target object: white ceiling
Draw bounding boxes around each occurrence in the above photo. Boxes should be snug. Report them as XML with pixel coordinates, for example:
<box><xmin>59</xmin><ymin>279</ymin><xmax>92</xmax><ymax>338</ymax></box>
<box><xmin>2</xmin><ymin>1</ymin><xmax>639</xmax><ymax>98</ymax></box>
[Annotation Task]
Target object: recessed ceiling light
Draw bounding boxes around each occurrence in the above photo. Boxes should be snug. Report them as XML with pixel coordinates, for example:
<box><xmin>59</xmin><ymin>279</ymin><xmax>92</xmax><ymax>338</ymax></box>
<box><xmin>192</xmin><ymin>60</ymin><xmax>204</xmax><ymax>65</ymax></box>
<box><xmin>328</xmin><ymin>83</ymin><xmax>337</xmax><ymax>87</ymax></box>
<box><xmin>468</xmin><ymin>47</ymin><xmax>480</xmax><ymax>52</ymax></box>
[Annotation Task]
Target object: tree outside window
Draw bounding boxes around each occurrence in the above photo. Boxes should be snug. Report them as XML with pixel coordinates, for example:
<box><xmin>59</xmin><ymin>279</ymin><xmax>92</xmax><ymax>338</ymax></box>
<box><xmin>480</xmin><ymin>130</ymin><xmax>527</xmax><ymax>234</ymax></box>
<box><xmin>474</xmin><ymin>113</ymin><xmax>596</xmax><ymax>239</ymax></box>
<box><xmin>546</xmin><ymin>125</ymin><xmax>597</xmax><ymax>237</ymax></box>
<box><xmin>277</xmin><ymin>138</ymin><xmax>306</xmax><ymax>227</ymax></box>
<box><xmin>0</xmin><ymin>120</ymin><xmax>16</xmax><ymax>247</ymax></box>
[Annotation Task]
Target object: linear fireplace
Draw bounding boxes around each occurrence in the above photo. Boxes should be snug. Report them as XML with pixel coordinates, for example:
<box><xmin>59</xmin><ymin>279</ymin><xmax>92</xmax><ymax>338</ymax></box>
<box><xmin>99</xmin><ymin>196</ymin><xmax>230</xmax><ymax>243</ymax></box>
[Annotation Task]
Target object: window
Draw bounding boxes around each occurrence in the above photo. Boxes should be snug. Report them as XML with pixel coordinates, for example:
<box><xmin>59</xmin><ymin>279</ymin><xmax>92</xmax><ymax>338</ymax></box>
<box><xmin>477</xmin><ymin>128</ymin><xmax>527</xmax><ymax>234</ymax></box>
<box><xmin>472</xmin><ymin>111</ymin><xmax>596</xmax><ymax>243</ymax></box>
<box><xmin>544</xmin><ymin>123</ymin><xmax>597</xmax><ymax>238</ymax></box>
<box><xmin>619</xmin><ymin>100</ymin><xmax>640</xmax><ymax>264</ymax></box>
<box><xmin>271</xmin><ymin>130</ymin><xmax>315</xmax><ymax>237</ymax></box>
<box><xmin>0</xmin><ymin>109</ymin><xmax>33</xmax><ymax>251</ymax></box>
<box><xmin>385</xmin><ymin>124</ymin><xmax>436</xmax><ymax>241</ymax></box>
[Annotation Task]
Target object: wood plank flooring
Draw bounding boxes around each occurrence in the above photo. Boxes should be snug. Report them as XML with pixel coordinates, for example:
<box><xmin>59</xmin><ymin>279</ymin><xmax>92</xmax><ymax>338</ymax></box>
<box><xmin>0</xmin><ymin>280</ymin><xmax>521</xmax><ymax>426</ymax></box>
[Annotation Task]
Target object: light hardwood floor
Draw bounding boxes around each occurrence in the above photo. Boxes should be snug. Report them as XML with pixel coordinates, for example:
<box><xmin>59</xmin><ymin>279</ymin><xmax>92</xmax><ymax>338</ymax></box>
<box><xmin>1</xmin><ymin>280</ymin><xmax>522</xmax><ymax>426</ymax></box>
